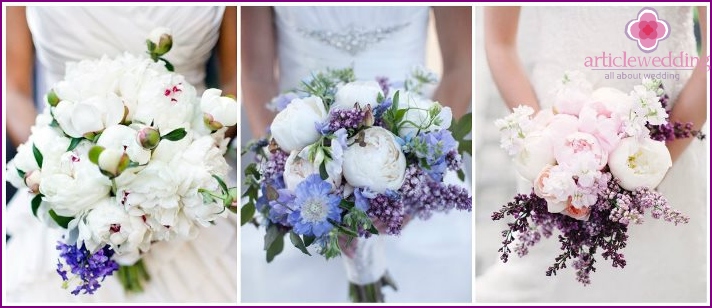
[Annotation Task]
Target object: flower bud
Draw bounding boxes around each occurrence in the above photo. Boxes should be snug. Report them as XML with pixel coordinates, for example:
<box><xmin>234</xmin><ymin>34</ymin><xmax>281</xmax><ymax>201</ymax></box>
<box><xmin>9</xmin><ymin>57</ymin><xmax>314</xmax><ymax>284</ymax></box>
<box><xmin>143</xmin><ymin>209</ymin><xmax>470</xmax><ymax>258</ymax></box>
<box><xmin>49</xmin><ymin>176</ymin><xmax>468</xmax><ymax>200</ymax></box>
<box><xmin>98</xmin><ymin>148</ymin><xmax>130</xmax><ymax>177</ymax></box>
<box><xmin>24</xmin><ymin>170</ymin><xmax>42</xmax><ymax>194</ymax></box>
<box><xmin>46</xmin><ymin>89</ymin><xmax>60</xmax><ymax>107</ymax></box>
<box><xmin>203</xmin><ymin>113</ymin><xmax>224</xmax><ymax>131</ymax></box>
<box><xmin>136</xmin><ymin>127</ymin><xmax>161</xmax><ymax>150</ymax></box>
<box><xmin>363</xmin><ymin>104</ymin><xmax>375</xmax><ymax>127</ymax></box>
<box><xmin>147</xmin><ymin>27</ymin><xmax>173</xmax><ymax>57</ymax></box>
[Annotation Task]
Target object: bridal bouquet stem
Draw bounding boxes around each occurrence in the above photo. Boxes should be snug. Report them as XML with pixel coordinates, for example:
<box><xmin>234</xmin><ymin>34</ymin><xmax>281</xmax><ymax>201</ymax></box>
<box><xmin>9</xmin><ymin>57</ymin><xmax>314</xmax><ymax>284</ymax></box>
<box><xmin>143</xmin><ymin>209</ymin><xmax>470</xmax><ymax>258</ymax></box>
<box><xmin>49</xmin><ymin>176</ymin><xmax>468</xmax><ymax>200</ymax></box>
<box><xmin>6</xmin><ymin>28</ymin><xmax>238</xmax><ymax>295</ymax></box>
<box><xmin>492</xmin><ymin>72</ymin><xmax>703</xmax><ymax>284</ymax></box>
<box><xmin>242</xmin><ymin>67</ymin><xmax>472</xmax><ymax>302</ymax></box>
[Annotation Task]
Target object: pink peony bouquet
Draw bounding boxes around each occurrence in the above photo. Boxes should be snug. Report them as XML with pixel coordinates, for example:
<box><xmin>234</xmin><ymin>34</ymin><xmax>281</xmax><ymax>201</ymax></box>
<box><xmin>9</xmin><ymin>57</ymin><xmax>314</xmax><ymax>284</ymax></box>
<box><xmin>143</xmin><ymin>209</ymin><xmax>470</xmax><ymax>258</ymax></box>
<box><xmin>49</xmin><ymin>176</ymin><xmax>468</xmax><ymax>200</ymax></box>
<box><xmin>492</xmin><ymin>72</ymin><xmax>703</xmax><ymax>284</ymax></box>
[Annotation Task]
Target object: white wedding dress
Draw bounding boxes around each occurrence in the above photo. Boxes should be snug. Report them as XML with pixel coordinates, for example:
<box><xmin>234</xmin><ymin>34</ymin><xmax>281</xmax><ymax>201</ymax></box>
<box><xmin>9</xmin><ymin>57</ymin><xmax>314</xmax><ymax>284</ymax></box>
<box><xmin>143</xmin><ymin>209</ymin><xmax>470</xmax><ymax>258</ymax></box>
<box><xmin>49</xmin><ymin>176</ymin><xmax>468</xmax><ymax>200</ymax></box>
<box><xmin>4</xmin><ymin>7</ymin><xmax>237</xmax><ymax>303</ymax></box>
<box><xmin>240</xmin><ymin>7</ymin><xmax>472</xmax><ymax>303</ymax></box>
<box><xmin>476</xmin><ymin>6</ymin><xmax>708</xmax><ymax>303</ymax></box>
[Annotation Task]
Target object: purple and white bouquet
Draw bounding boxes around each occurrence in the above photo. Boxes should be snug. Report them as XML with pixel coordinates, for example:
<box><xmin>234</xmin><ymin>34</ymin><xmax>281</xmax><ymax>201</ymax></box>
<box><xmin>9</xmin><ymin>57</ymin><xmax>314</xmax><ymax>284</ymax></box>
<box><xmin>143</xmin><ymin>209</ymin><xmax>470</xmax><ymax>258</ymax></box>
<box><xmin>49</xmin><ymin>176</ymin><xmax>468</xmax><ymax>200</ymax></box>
<box><xmin>242</xmin><ymin>67</ymin><xmax>472</xmax><ymax>302</ymax></box>
<box><xmin>5</xmin><ymin>28</ymin><xmax>238</xmax><ymax>295</ymax></box>
<box><xmin>492</xmin><ymin>72</ymin><xmax>703</xmax><ymax>285</ymax></box>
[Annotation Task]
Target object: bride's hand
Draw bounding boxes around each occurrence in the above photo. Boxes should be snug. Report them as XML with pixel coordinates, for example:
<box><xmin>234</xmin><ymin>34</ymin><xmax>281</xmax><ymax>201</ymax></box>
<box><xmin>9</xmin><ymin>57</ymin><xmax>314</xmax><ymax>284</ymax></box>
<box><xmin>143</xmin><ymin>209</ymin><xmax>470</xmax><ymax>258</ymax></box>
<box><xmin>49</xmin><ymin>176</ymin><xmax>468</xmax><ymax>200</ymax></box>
<box><xmin>665</xmin><ymin>7</ymin><xmax>707</xmax><ymax>163</ymax></box>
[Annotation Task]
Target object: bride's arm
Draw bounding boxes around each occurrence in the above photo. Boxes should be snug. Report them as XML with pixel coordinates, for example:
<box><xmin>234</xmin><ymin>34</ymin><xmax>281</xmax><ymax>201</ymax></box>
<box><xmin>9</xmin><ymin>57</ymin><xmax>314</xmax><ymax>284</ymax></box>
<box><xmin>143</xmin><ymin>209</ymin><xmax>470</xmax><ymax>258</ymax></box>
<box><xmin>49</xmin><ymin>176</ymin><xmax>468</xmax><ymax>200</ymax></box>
<box><xmin>241</xmin><ymin>6</ymin><xmax>279</xmax><ymax>137</ymax></box>
<box><xmin>432</xmin><ymin>7</ymin><xmax>472</xmax><ymax>118</ymax></box>
<box><xmin>666</xmin><ymin>7</ymin><xmax>708</xmax><ymax>162</ymax></box>
<box><xmin>218</xmin><ymin>6</ymin><xmax>237</xmax><ymax>138</ymax></box>
<box><xmin>484</xmin><ymin>7</ymin><xmax>539</xmax><ymax>112</ymax></box>
<box><xmin>6</xmin><ymin>6</ymin><xmax>37</xmax><ymax>146</ymax></box>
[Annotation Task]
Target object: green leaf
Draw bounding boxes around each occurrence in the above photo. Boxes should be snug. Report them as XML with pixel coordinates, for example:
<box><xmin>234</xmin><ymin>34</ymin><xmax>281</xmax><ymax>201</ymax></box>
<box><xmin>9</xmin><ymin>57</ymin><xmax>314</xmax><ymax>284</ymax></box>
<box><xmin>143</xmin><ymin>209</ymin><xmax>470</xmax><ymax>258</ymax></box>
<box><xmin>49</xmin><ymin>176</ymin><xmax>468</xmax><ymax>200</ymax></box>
<box><xmin>392</xmin><ymin>91</ymin><xmax>400</xmax><ymax>110</ymax></box>
<box><xmin>241</xmin><ymin>203</ymin><xmax>255</xmax><ymax>226</ymax></box>
<box><xmin>32</xmin><ymin>144</ymin><xmax>43</xmax><ymax>168</ymax></box>
<box><xmin>49</xmin><ymin>210</ymin><xmax>73</xmax><ymax>229</ymax></box>
<box><xmin>264</xmin><ymin>224</ymin><xmax>281</xmax><ymax>251</ymax></box>
<box><xmin>67</xmin><ymin>137</ymin><xmax>83</xmax><ymax>152</ymax></box>
<box><xmin>319</xmin><ymin>162</ymin><xmax>328</xmax><ymax>180</ymax></box>
<box><xmin>367</xmin><ymin>223</ymin><xmax>379</xmax><ymax>235</ymax></box>
<box><xmin>31</xmin><ymin>194</ymin><xmax>42</xmax><ymax>217</ymax></box>
<box><xmin>266</xmin><ymin>232</ymin><xmax>284</xmax><ymax>263</ymax></box>
<box><xmin>16</xmin><ymin>168</ymin><xmax>26</xmax><ymax>180</ymax></box>
<box><xmin>159</xmin><ymin>57</ymin><xmax>174</xmax><ymax>72</ymax></box>
<box><xmin>289</xmin><ymin>232</ymin><xmax>312</xmax><ymax>256</ymax></box>
<box><xmin>329</xmin><ymin>219</ymin><xmax>359</xmax><ymax>237</ymax></box>
<box><xmin>303</xmin><ymin>235</ymin><xmax>316</xmax><ymax>247</ymax></box>
<box><xmin>146</xmin><ymin>40</ymin><xmax>156</xmax><ymax>53</ymax></box>
<box><xmin>458</xmin><ymin>140</ymin><xmax>473</xmax><ymax>157</ymax></box>
<box><xmin>161</xmin><ymin>128</ymin><xmax>187</xmax><ymax>141</ymax></box>
<box><xmin>457</xmin><ymin>169</ymin><xmax>466</xmax><ymax>182</ymax></box>
<box><xmin>212</xmin><ymin>175</ymin><xmax>228</xmax><ymax>194</ymax></box>
<box><xmin>451</xmin><ymin>113</ymin><xmax>473</xmax><ymax>140</ymax></box>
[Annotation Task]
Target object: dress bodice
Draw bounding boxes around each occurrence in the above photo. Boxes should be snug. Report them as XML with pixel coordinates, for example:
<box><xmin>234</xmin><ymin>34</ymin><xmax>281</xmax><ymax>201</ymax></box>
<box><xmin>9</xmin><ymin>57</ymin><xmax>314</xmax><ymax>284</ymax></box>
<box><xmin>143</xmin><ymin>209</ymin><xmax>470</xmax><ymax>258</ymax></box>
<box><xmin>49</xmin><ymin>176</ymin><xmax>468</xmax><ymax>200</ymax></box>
<box><xmin>274</xmin><ymin>6</ymin><xmax>430</xmax><ymax>90</ymax></box>
<box><xmin>26</xmin><ymin>6</ymin><xmax>224</xmax><ymax>106</ymax></box>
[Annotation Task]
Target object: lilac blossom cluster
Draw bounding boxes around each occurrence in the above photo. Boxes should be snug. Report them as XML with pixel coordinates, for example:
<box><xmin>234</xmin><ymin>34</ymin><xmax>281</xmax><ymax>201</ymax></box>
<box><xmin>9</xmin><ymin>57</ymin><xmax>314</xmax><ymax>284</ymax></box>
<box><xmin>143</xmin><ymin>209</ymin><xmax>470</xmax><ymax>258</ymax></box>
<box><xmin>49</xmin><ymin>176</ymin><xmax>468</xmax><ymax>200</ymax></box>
<box><xmin>493</xmin><ymin>173</ymin><xmax>689</xmax><ymax>285</ymax></box>
<box><xmin>647</xmin><ymin>87</ymin><xmax>705</xmax><ymax>141</ymax></box>
<box><xmin>365</xmin><ymin>192</ymin><xmax>405</xmax><ymax>236</ymax></box>
<box><xmin>399</xmin><ymin>166</ymin><xmax>472</xmax><ymax>221</ymax></box>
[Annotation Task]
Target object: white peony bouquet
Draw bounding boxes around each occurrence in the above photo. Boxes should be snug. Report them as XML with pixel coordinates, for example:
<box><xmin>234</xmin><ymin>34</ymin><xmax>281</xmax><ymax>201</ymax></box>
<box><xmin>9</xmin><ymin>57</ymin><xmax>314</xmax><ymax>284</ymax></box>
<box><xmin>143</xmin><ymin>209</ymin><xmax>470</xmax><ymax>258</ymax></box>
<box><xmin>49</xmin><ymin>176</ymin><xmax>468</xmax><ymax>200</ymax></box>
<box><xmin>5</xmin><ymin>28</ymin><xmax>238</xmax><ymax>295</ymax></box>
<box><xmin>492</xmin><ymin>72</ymin><xmax>703</xmax><ymax>285</ymax></box>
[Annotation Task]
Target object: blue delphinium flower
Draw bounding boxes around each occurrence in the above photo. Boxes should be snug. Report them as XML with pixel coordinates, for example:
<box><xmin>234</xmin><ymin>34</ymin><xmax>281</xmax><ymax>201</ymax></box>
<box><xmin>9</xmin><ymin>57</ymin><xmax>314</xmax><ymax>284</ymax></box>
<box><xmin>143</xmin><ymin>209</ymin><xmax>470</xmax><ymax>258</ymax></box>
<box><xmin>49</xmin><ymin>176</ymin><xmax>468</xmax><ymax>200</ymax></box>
<box><xmin>412</xmin><ymin>130</ymin><xmax>458</xmax><ymax>181</ymax></box>
<box><xmin>354</xmin><ymin>187</ymin><xmax>377</xmax><ymax>212</ymax></box>
<box><xmin>288</xmin><ymin>175</ymin><xmax>342</xmax><ymax>237</ymax></box>
<box><xmin>56</xmin><ymin>241</ymin><xmax>119</xmax><ymax>295</ymax></box>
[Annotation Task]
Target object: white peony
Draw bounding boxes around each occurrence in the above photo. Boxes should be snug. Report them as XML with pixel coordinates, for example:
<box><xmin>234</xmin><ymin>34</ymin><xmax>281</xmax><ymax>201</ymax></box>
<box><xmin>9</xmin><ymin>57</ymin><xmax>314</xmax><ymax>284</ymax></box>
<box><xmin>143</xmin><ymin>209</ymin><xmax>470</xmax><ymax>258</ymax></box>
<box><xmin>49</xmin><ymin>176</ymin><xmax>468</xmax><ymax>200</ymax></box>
<box><xmin>396</xmin><ymin>91</ymin><xmax>452</xmax><ymax>138</ymax></box>
<box><xmin>77</xmin><ymin>197</ymin><xmax>150</xmax><ymax>265</ymax></box>
<box><xmin>6</xmin><ymin>123</ymin><xmax>70</xmax><ymax>188</ymax></box>
<box><xmin>270</xmin><ymin>96</ymin><xmax>328</xmax><ymax>152</ymax></box>
<box><xmin>53</xmin><ymin>93</ymin><xmax>125</xmax><ymax>138</ymax></box>
<box><xmin>132</xmin><ymin>74</ymin><xmax>197</xmax><ymax>133</ymax></box>
<box><xmin>332</xmin><ymin>81</ymin><xmax>383</xmax><ymax>110</ymax></box>
<box><xmin>512</xmin><ymin>132</ymin><xmax>556</xmax><ymax>183</ymax></box>
<box><xmin>608</xmin><ymin>137</ymin><xmax>672</xmax><ymax>191</ymax></box>
<box><xmin>200</xmin><ymin>88</ymin><xmax>238</xmax><ymax>127</ymax></box>
<box><xmin>342</xmin><ymin>127</ymin><xmax>406</xmax><ymax>193</ymax></box>
<box><xmin>39</xmin><ymin>152</ymin><xmax>112</xmax><ymax>217</ymax></box>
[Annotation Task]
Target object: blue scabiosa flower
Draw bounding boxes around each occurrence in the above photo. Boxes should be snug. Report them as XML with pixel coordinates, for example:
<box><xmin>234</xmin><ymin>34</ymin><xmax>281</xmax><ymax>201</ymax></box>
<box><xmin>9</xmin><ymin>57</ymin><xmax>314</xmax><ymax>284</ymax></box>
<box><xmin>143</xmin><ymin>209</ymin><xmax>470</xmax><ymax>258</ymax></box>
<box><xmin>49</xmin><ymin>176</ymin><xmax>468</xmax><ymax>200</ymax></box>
<box><xmin>56</xmin><ymin>241</ymin><xmax>119</xmax><ymax>295</ymax></box>
<box><xmin>288</xmin><ymin>174</ymin><xmax>342</xmax><ymax>237</ymax></box>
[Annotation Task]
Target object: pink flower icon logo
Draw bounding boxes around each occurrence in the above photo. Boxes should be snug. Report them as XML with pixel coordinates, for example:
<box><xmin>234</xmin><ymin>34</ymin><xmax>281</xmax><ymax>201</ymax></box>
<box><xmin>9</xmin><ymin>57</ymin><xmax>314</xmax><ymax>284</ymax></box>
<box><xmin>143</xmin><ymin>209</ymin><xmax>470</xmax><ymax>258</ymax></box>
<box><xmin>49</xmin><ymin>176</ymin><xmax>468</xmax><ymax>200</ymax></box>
<box><xmin>626</xmin><ymin>8</ymin><xmax>670</xmax><ymax>53</ymax></box>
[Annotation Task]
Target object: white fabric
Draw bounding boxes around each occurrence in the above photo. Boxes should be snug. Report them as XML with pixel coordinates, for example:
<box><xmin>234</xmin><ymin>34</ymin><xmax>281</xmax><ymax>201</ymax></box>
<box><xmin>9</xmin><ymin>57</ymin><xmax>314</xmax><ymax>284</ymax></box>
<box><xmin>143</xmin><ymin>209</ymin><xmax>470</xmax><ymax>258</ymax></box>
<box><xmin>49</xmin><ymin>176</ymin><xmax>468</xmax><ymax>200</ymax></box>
<box><xmin>5</xmin><ymin>6</ymin><xmax>237</xmax><ymax>303</ymax></box>
<box><xmin>476</xmin><ymin>6</ymin><xmax>708</xmax><ymax>303</ymax></box>
<box><xmin>241</xmin><ymin>7</ymin><xmax>472</xmax><ymax>303</ymax></box>
<box><xmin>342</xmin><ymin>235</ymin><xmax>387</xmax><ymax>285</ymax></box>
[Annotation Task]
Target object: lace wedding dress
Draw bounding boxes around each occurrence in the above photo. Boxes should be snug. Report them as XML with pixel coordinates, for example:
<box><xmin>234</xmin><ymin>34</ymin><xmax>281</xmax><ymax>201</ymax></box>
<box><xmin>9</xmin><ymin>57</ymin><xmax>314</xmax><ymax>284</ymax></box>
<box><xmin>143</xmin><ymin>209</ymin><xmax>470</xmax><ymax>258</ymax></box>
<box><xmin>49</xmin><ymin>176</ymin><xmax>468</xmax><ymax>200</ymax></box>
<box><xmin>240</xmin><ymin>6</ymin><xmax>472</xmax><ymax>303</ymax></box>
<box><xmin>4</xmin><ymin>7</ymin><xmax>237</xmax><ymax>303</ymax></box>
<box><xmin>476</xmin><ymin>6</ymin><xmax>707</xmax><ymax>303</ymax></box>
